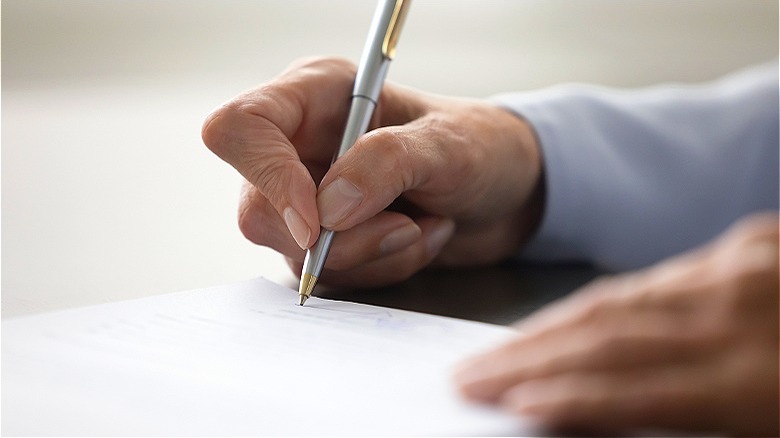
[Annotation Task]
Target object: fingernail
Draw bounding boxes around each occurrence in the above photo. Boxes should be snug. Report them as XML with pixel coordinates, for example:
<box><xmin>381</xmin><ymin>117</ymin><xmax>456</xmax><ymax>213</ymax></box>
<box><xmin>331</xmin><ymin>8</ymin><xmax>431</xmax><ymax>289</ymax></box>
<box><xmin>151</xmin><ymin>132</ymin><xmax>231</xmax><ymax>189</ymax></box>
<box><xmin>426</xmin><ymin>221</ymin><xmax>455</xmax><ymax>255</ymax></box>
<box><xmin>379</xmin><ymin>223</ymin><xmax>421</xmax><ymax>256</ymax></box>
<box><xmin>318</xmin><ymin>177</ymin><xmax>363</xmax><ymax>228</ymax></box>
<box><xmin>283</xmin><ymin>207</ymin><xmax>311</xmax><ymax>250</ymax></box>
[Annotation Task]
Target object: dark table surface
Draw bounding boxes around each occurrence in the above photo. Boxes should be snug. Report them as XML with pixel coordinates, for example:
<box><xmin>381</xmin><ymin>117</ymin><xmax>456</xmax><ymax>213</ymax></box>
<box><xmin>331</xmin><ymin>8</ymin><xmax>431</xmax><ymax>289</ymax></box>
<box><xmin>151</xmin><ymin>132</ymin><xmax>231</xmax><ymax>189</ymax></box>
<box><xmin>318</xmin><ymin>261</ymin><xmax>605</xmax><ymax>325</ymax></box>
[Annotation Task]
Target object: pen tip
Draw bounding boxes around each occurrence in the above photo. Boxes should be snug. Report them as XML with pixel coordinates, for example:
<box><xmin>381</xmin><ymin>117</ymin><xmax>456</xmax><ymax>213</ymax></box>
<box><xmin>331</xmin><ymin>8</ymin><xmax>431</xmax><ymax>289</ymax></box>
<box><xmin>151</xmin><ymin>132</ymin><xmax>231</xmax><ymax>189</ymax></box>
<box><xmin>297</xmin><ymin>273</ymin><xmax>317</xmax><ymax>306</ymax></box>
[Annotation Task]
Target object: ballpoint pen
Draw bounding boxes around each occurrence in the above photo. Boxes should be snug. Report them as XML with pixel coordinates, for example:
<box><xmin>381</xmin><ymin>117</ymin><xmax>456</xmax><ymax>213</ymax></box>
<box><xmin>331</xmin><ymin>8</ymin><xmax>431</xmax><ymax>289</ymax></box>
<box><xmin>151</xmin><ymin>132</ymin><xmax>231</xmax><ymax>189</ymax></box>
<box><xmin>298</xmin><ymin>0</ymin><xmax>411</xmax><ymax>306</ymax></box>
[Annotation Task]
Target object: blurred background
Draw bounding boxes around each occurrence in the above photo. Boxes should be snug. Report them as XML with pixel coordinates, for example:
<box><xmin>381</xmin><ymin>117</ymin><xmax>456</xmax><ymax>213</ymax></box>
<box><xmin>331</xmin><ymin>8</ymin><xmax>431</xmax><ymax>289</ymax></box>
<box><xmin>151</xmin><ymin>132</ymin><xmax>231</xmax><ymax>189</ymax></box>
<box><xmin>2</xmin><ymin>0</ymin><xmax>778</xmax><ymax>317</ymax></box>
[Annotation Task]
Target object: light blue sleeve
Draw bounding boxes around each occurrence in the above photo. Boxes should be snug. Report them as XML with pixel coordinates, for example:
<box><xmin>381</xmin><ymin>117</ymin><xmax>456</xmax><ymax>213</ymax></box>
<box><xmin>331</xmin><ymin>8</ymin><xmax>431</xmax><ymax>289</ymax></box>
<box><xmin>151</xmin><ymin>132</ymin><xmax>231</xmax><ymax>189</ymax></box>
<box><xmin>493</xmin><ymin>63</ymin><xmax>779</xmax><ymax>270</ymax></box>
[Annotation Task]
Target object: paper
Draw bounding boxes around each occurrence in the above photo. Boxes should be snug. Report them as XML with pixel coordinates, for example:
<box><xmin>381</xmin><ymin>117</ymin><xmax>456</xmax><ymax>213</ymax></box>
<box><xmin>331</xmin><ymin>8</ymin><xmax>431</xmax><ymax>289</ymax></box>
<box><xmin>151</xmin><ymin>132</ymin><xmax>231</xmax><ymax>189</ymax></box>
<box><xmin>2</xmin><ymin>277</ymin><xmax>534</xmax><ymax>436</ymax></box>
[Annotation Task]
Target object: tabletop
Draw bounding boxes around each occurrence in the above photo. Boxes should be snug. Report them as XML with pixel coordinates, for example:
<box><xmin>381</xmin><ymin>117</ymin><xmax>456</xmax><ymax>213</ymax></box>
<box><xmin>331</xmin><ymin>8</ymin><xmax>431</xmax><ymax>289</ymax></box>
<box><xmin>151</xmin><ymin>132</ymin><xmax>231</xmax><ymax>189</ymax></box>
<box><xmin>316</xmin><ymin>261</ymin><xmax>604</xmax><ymax>325</ymax></box>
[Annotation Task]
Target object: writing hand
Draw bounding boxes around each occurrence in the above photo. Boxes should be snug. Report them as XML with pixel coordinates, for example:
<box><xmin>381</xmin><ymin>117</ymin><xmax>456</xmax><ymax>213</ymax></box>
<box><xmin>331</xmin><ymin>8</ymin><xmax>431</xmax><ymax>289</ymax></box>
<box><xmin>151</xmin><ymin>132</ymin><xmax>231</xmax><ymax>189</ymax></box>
<box><xmin>454</xmin><ymin>213</ymin><xmax>779</xmax><ymax>436</ymax></box>
<box><xmin>202</xmin><ymin>57</ymin><xmax>543</xmax><ymax>287</ymax></box>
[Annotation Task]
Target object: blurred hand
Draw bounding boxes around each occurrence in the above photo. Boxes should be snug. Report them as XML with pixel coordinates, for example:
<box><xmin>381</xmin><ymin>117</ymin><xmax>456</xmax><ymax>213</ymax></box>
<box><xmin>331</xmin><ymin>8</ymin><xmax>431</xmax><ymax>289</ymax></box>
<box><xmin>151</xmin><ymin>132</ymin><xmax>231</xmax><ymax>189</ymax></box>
<box><xmin>454</xmin><ymin>213</ymin><xmax>779</xmax><ymax>436</ymax></box>
<box><xmin>202</xmin><ymin>57</ymin><xmax>543</xmax><ymax>287</ymax></box>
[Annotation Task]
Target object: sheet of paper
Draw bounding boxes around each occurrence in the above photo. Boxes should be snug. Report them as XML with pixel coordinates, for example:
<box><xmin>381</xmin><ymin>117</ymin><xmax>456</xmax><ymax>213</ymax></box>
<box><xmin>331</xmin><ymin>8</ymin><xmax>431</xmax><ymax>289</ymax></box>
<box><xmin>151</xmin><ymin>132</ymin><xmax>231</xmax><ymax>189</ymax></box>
<box><xmin>2</xmin><ymin>277</ymin><xmax>536</xmax><ymax>436</ymax></box>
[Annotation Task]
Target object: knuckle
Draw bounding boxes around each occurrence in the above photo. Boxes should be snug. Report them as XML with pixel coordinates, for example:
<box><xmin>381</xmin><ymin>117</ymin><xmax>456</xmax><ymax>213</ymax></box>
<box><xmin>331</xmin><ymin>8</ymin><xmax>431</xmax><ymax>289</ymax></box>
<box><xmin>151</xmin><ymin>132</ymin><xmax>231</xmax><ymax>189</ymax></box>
<box><xmin>730</xmin><ymin>213</ymin><xmax>779</xmax><ymax>240</ymax></box>
<box><xmin>433</xmin><ymin>115</ymin><xmax>480</xmax><ymax>177</ymax></box>
<box><xmin>722</xmin><ymin>267</ymin><xmax>776</xmax><ymax>314</ymax></box>
<box><xmin>236</xmin><ymin>179</ymin><xmax>302</xmax><ymax>257</ymax></box>
<box><xmin>248</xmin><ymin>156</ymin><xmax>294</xmax><ymax>206</ymax></box>
<box><xmin>237</xmin><ymin>195</ymin><xmax>272</xmax><ymax>247</ymax></box>
<box><xmin>419</xmin><ymin>112</ymin><xmax>485</xmax><ymax>192</ymax></box>
<box><xmin>713</xmin><ymin>239</ymin><xmax>779</xmax><ymax>313</ymax></box>
<box><xmin>237</xmin><ymin>198</ymin><xmax>301</xmax><ymax>259</ymax></box>
<box><xmin>202</xmin><ymin>103</ymin><xmax>263</xmax><ymax>159</ymax></box>
<box><xmin>201</xmin><ymin>105</ymin><xmax>233</xmax><ymax>155</ymax></box>
<box><xmin>579</xmin><ymin>275</ymin><xmax>619</xmax><ymax>295</ymax></box>
<box><xmin>360</xmin><ymin>129</ymin><xmax>413</xmax><ymax>190</ymax></box>
<box><xmin>561</xmin><ymin>275</ymin><xmax>629</xmax><ymax>323</ymax></box>
<box><xmin>578</xmin><ymin>296</ymin><xmax>613</xmax><ymax>327</ymax></box>
<box><xmin>288</xmin><ymin>55</ymin><xmax>353</xmax><ymax>71</ymax></box>
<box><xmin>285</xmin><ymin>56</ymin><xmax>357</xmax><ymax>83</ymax></box>
<box><xmin>363</xmin><ymin>129</ymin><xmax>407</xmax><ymax>158</ymax></box>
<box><xmin>237</xmin><ymin>204</ymin><xmax>264</xmax><ymax>245</ymax></box>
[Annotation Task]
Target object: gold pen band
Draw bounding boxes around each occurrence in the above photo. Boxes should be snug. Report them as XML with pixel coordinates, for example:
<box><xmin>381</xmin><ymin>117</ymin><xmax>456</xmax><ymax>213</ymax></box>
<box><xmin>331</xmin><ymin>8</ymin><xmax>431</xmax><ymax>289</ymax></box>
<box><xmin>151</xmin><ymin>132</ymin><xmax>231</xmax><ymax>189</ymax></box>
<box><xmin>298</xmin><ymin>273</ymin><xmax>318</xmax><ymax>306</ymax></box>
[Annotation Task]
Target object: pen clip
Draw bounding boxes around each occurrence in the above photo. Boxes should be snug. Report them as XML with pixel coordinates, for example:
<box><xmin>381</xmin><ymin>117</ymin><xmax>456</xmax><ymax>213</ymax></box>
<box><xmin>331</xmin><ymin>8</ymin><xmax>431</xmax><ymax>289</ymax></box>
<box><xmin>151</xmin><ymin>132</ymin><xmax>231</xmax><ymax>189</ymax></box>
<box><xmin>381</xmin><ymin>0</ymin><xmax>410</xmax><ymax>60</ymax></box>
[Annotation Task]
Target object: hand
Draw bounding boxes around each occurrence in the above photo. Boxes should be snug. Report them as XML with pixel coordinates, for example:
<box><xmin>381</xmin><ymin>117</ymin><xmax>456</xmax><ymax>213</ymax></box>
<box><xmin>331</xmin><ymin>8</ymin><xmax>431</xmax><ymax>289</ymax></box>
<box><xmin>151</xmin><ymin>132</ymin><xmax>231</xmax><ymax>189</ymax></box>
<box><xmin>202</xmin><ymin>57</ymin><xmax>543</xmax><ymax>287</ymax></box>
<box><xmin>453</xmin><ymin>213</ymin><xmax>779</xmax><ymax>436</ymax></box>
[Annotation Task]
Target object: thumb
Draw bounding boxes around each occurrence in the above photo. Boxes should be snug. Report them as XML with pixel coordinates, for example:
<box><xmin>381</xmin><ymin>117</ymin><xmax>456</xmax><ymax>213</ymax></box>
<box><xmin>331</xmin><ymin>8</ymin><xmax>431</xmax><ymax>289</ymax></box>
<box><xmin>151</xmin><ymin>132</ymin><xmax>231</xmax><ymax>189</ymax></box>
<box><xmin>316</xmin><ymin>125</ymin><xmax>448</xmax><ymax>231</ymax></box>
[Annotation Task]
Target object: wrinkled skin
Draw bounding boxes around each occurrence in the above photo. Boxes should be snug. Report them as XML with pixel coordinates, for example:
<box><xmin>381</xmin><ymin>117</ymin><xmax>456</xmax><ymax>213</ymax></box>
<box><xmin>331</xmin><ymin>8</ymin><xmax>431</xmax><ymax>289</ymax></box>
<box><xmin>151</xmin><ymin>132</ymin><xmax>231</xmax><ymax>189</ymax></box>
<box><xmin>202</xmin><ymin>57</ymin><xmax>543</xmax><ymax>287</ymax></box>
<box><xmin>454</xmin><ymin>214</ymin><xmax>779</xmax><ymax>436</ymax></box>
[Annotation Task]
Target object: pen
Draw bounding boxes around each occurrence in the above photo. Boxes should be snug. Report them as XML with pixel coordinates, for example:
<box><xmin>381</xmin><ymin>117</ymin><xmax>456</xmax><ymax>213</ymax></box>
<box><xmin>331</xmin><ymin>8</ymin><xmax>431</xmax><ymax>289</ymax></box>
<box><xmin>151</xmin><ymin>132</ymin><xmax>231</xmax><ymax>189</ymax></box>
<box><xmin>298</xmin><ymin>0</ymin><xmax>411</xmax><ymax>306</ymax></box>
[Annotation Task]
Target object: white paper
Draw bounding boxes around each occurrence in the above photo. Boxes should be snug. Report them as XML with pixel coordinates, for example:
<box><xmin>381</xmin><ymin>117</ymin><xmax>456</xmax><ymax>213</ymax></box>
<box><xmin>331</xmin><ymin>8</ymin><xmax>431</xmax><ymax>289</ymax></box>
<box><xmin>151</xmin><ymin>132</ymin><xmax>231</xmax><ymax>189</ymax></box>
<box><xmin>2</xmin><ymin>277</ymin><xmax>535</xmax><ymax>436</ymax></box>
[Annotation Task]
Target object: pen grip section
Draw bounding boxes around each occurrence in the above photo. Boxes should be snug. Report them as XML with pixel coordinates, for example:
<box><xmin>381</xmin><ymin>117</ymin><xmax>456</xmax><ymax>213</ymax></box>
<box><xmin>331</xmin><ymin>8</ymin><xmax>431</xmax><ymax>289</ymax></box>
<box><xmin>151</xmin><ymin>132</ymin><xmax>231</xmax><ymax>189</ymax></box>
<box><xmin>301</xmin><ymin>228</ymin><xmax>334</xmax><ymax>281</ymax></box>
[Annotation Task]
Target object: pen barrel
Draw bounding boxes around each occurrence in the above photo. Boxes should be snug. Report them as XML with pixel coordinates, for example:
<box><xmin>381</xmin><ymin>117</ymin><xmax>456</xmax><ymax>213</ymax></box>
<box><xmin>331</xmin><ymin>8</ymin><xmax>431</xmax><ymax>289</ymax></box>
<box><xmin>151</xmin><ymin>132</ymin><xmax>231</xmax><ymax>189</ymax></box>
<box><xmin>302</xmin><ymin>229</ymin><xmax>334</xmax><ymax>279</ymax></box>
<box><xmin>302</xmin><ymin>95</ymin><xmax>376</xmax><ymax>280</ymax></box>
<box><xmin>303</xmin><ymin>96</ymin><xmax>374</xmax><ymax>280</ymax></box>
<box><xmin>352</xmin><ymin>0</ymin><xmax>397</xmax><ymax>102</ymax></box>
<box><xmin>300</xmin><ymin>0</ymin><xmax>406</xmax><ymax>285</ymax></box>
<box><xmin>336</xmin><ymin>96</ymin><xmax>376</xmax><ymax>158</ymax></box>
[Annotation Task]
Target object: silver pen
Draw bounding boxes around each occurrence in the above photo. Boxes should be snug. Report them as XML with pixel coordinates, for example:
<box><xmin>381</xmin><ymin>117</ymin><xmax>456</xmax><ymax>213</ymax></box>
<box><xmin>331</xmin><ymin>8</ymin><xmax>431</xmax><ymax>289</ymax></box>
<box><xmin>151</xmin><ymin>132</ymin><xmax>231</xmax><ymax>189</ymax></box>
<box><xmin>298</xmin><ymin>0</ymin><xmax>411</xmax><ymax>306</ymax></box>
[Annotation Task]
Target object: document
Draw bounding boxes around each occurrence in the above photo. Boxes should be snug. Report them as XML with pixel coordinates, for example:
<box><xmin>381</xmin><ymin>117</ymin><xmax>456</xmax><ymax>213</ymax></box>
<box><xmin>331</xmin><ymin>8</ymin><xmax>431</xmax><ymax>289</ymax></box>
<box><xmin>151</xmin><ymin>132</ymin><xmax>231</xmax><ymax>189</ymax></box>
<box><xmin>2</xmin><ymin>277</ymin><xmax>535</xmax><ymax>436</ymax></box>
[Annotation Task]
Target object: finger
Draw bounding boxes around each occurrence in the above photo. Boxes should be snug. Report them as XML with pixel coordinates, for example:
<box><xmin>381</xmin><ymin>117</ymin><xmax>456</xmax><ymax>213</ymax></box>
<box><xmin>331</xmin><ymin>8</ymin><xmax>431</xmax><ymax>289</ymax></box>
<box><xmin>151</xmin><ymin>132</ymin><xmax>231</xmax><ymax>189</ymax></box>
<box><xmin>287</xmin><ymin>216</ymin><xmax>455</xmax><ymax>288</ymax></box>
<box><xmin>315</xmin><ymin>101</ymin><xmax>531</xmax><ymax>232</ymax></box>
<box><xmin>323</xmin><ymin>212</ymin><xmax>422</xmax><ymax>271</ymax></box>
<box><xmin>238</xmin><ymin>180</ymin><xmax>306</xmax><ymax>259</ymax></box>
<box><xmin>498</xmin><ymin>367</ymin><xmax>715</xmax><ymax>434</ymax></box>
<box><xmin>203</xmin><ymin>94</ymin><xmax>322</xmax><ymax>249</ymax></box>
<box><xmin>317</xmin><ymin>119</ymin><xmax>473</xmax><ymax>232</ymax></box>
<box><xmin>242</xmin><ymin>183</ymin><xmax>425</xmax><ymax>267</ymax></box>
<box><xmin>711</xmin><ymin>213</ymin><xmax>780</xmax><ymax>281</ymax></box>
<box><xmin>202</xmin><ymin>58</ymin><xmax>363</xmax><ymax>249</ymax></box>
<box><xmin>453</xmin><ymin>296</ymin><xmax>706</xmax><ymax>402</ymax></box>
<box><xmin>203</xmin><ymin>58</ymin><xmax>428</xmax><ymax>250</ymax></box>
<box><xmin>270</xmin><ymin>210</ymin><xmax>425</xmax><ymax>270</ymax></box>
<box><xmin>204</xmin><ymin>58</ymin><xmax>359</xmax><ymax>169</ymax></box>
<box><xmin>510</xmin><ymin>269</ymin><xmax>689</xmax><ymax>338</ymax></box>
<box><xmin>314</xmin><ymin>126</ymin><xmax>439</xmax><ymax>232</ymax></box>
<box><xmin>721</xmin><ymin>212</ymin><xmax>780</xmax><ymax>245</ymax></box>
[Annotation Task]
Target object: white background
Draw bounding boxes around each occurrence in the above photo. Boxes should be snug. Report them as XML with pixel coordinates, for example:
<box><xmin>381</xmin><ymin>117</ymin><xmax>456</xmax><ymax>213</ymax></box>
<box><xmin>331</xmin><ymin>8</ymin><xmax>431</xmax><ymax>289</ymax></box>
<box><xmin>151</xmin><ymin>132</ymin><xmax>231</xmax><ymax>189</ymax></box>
<box><xmin>3</xmin><ymin>0</ymin><xmax>777</xmax><ymax>317</ymax></box>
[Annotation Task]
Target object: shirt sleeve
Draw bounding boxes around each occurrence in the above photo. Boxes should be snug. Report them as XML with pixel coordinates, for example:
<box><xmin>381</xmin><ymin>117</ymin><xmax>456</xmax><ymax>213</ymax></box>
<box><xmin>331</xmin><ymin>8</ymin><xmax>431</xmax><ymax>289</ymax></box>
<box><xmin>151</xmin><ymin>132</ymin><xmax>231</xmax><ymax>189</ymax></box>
<box><xmin>493</xmin><ymin>62</ymin><xmax>779</xmax><ymax>270</ymax></box>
